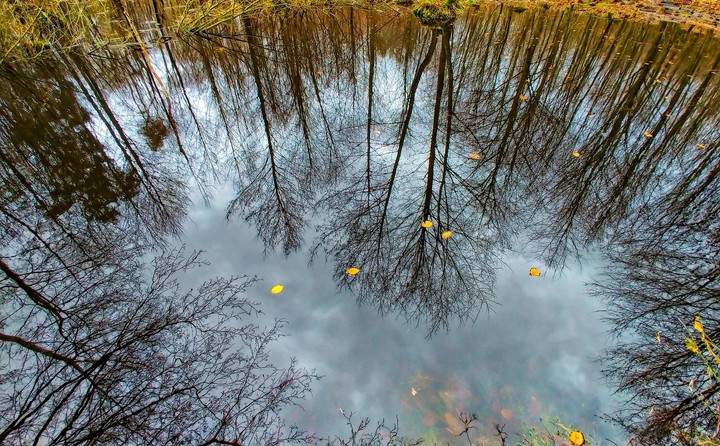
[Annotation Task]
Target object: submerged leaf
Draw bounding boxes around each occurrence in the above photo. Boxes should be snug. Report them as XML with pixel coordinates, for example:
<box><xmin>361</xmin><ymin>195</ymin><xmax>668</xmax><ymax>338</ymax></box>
<box><xmin>345</xmin><ymin>267</ymin><xmax>360</xmax><ymax>276</ymax></box>
<box><xmin>270</xmin><ymin>285</ymin><xmax>284</xmax><ymax>294</ymax></box>
<box><xmin>529</xmin><ymin>267</ymin><xmax>541</xmax><ymax>277</ymax></box>
<box><xmin>421</xmin><ymin>220</ymin><xmax>433</xmax><ymax>228</ymax></box>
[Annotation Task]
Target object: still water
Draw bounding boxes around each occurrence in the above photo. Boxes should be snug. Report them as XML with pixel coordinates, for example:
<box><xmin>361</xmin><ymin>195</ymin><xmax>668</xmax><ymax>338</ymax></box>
<box><xmin>1</xmin><ymin>3</ymin><xmax>719</xmax><ymax>445</ymax></box>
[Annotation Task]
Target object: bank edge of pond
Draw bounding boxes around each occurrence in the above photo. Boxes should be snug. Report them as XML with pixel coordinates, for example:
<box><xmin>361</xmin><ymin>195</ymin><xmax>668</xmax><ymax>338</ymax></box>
<box><xmin>494</xmin><ymin>0</ymin><xmax>720</xmax><ymax>33</ymax></box>
<box><xmin>0</xmin><ymin>0</ymin><xmax>718</xmax><ymax>63</ymax></box>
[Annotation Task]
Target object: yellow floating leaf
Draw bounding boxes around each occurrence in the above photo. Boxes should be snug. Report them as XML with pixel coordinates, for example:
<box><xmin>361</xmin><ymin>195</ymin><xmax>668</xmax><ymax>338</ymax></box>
<box><xmin>572</xmin><ymin>151</ymin><xmax>581</xmax><ymax>158</ymax></box>
<box><xmin>270</xmin><ymin>285</ymin><xmax>284</xmax><ymax>294</ymax></box>
<box><xmin>442</xmin><ymin>231</ymin><xmax>452</xmax><ymax>239</ymax></box>
<box><xmin>468</xmin><ymin>153</ymin><xmax>481</xmax><ymax>160</ymax></box>
<box><xmin>519</xmin><ymin>95</ymin><xmax>527</xmax><ymax>101</ymax></box>
<box><xmin>411</xmin><ymin>387</ymin><xmax>417</xmax><ymax>396</ymax></box>
<box><xmin>656</xmin><ymin>79</ymin><xmax>662</xmax><ymax>83</ymax></box>
<box><xmin>687</xmin><ymin>338</ymin><xmax>700</xmax><ymax>354</ymax></box>
<box><xmin>373</xmin><ymin>130</ymin><xmax>381</xmax><ymax>135</ymax></box>
<box><xmin>644</xmin><ymin>131</ymin><xmax>653</xmax><ymax>138</ymax></box>
<box><xmin>529</xmin><ymin>267</ymin><xmax>541</xmax><ymax>277</ymax></box>
<box><xmin>657</xmin><ymin>331</ymin><xmax>662</xmax><ymax>343</ymax></box>
<box><xmin>346</xmin><ymin>267</ymin><xmax>360</xmax><ymax>276</ymax></box>
<box><xmin>694</xmin><ymin>316</ymin><xmax>704</xmax><ymax>333</ymax></box>
<box><xmin>689</xmin><ymin>379</ymin><xmax>695</xmax><ymax>392</ymax></box>
<box><xmin>665</xmin><ymin>113</ymin><xmax>672</xmax><ymax>117</ymax></box>
<box><xmin>569</xmin><ymin>430</ymin><xmax>585</xmax><ymax>446</ymax></box>
<box><xmin>421</xmin><ymin>220</ymin><xmax>433</xmax><ymax>228</ymax></box>
<box><xmin>697</xmin><ymin>143</ymin><xmax>706</xmax><ymax>149</ymax></box>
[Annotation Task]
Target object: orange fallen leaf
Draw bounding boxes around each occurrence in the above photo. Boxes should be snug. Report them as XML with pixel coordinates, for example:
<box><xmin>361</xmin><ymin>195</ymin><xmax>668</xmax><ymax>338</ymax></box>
<box><xmin>421</xmin><ymin>220</ymin><xmax>433</xmax><ymax>228</ymax></box>
<box><xmin>644</xmin><ymin>131</ymin><xmax>653</xmax><ymax>138</ymax></box>
<box><xmin>520</xmin><ymin>95</ymin><xmax>527</xmax><ymax>101</ymax></box>
<box><xmin>569</xmin><ymin>430</ymin><xmax>585</xmax><ymax>446</ymax></box>
<box><xmin>346</xmin><ymin>267</ymin><xmax>360</xmax><ymax>276</ymax></box>
<box><xmin>468</xmin><ymin>153</ymin><xmax>481</xmax><ymax>160</ymax></box>
<box><xmin>529</xmin><ymin>267</ymin><xmax>541</xmax><ymax>277</ymax></box>
<box><xmin>572</xmin><ymin>151</ymin><xmax>581</xmax><ymax>157</ymax></box>
<box><xmin>270</xmin><ymin>285</ymin><xmax>284</xmax><ymax>294</ymax></box>
<box><xmin>442</xmin><ymin>231</ymin><xmax>452</xmax><ymax>239</ymax></box>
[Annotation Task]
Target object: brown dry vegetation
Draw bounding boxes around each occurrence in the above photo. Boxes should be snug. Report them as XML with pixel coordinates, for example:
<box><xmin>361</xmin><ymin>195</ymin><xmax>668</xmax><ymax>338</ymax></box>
<box><xmin>0</xmin><ymin>0</ymin><xmax>718</xmax><ymax>62</ymax></box>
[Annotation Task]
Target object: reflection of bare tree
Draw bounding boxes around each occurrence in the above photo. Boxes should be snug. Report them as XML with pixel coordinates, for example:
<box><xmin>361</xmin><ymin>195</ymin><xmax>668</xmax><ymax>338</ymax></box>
<box><xmin>0</xmin><ymin>243</ymin><xmax>318</xmax><ymax>444</ymax></box>
<box><xmin>316</xmin><ymin>25</ymin><xmax>496</xmax><ymax>336</ymax></box>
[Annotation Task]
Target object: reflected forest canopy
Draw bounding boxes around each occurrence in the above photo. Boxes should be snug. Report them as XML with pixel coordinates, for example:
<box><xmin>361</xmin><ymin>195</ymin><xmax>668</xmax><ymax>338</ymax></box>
<box><xmin>1</xmin><ymin>3</ymin><xmax>720</xmax><ymax>445</ymax></box>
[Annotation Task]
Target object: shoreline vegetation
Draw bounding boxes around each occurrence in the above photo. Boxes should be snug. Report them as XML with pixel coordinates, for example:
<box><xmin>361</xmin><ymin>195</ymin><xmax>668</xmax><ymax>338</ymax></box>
<box><xmin>0</xmin><ymin>0</ymin><xmax>718</xmax><ymax>62</ymax></box>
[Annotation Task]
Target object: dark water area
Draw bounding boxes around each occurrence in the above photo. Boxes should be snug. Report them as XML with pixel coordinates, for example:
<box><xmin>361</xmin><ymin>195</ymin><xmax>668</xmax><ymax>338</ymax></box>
<box><xmin>2</xmin><ymin>3</ymin><xmax>720</xmax><ymax>445</ymax></box>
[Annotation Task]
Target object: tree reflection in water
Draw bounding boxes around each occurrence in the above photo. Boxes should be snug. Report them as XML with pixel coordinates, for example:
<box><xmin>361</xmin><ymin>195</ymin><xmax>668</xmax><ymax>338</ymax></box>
<box><xmin>1</xmin><ymin>3</ymin><xmax>720</xmax><ymax>444</ymax></box>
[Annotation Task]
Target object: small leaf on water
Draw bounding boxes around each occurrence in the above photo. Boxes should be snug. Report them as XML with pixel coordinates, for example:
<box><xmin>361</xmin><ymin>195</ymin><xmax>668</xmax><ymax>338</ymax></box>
<box><xmin>346</xmin><ymin>267</ymin><xmax>360</xmax><ymax>276</ymax></box>
<box><xmin>689</xmin><ymin>379</ymin><xmax>695</xmax><ymax>392</ymax></box>
<box><xmin>529</xmin><ymin>267</ymin><xmax>541</xmax><ymax>277</ymax></box>
<box><xmin>442</xmin><ymin>231</ymin><xmax>452</xmax><ymax>239</ymax></box>
<box><xmin>519</xmin><ymin>95</ymin><xmax>527</xmax><ymax>101</ymax></box>
<box><xmin>421</xmin><ymin>220</ymin><xmax>433</xmax><ymax>228</ymax></box>
<box><xmin>697</xmin><ymin>143</ymin><xmax>706</xmax><ymax>149</ymax></box>
<box><xmin>665</xmin><ymin>113</ymin><xmax>672</xmax><ymax>117</ymax></box>
<box><xmin>468</xmin><ymin>153</ymin><xmax>481</xmax><ymax>159</ymax></box>
<box><xmin>500</xmin><ymin>408</ymin><xmax>513</xmax><ymax>420</ymax></box>
<box><xmin>270</xmin><ymin>285</ymin><xmax>284</xmax><ymax>294</ymax></box>
<box><xmin>687</xmin><ymin>338</ymin><xmax>700</xmax><ymax>354</ymax></box>
<box><xmin>373</xmin><ymin>130</ymin><xmax>381</xmax><ymax>135</ymax></box>
<box><xmin>657</xmin><ymin>331</ymin><xmax>662</xmax><ymax>343</ymax></box>
<box><xmin>569</xmin><ymin>431</ymin><xmax>585</xmax><ymax>446</ymax></box>
<box><xmin>411</xmin><ymin>387</ymin><xmax>417</xmax><ymax>396</ymax></box>
<box><xmin>572</xmin><ymin>151</ymin><xmax>581</xmax><ymax>157</ymax></box>
<box><xmin>644</xmin><ymin>131</ymin><xmax>653</xmax><ymax>138</ymax></box>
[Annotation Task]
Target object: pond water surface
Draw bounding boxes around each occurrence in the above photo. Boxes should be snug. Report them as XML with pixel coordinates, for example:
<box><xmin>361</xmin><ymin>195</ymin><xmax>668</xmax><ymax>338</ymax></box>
<box><xmin>2</xmin><ymin>3</ymin><xmax>720</xmax><ymax>445</ymax></box>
